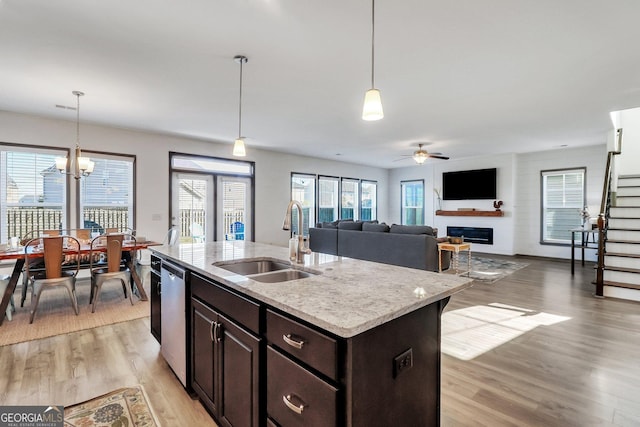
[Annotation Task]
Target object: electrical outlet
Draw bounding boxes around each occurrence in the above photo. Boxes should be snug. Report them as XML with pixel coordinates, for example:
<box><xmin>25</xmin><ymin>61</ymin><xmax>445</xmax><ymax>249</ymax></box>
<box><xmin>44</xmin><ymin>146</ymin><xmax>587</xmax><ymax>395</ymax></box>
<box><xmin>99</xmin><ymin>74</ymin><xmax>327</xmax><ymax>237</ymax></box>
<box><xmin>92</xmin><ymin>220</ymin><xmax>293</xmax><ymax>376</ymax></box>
<box><xmin>393</xmin><ymin>348</ymin><xmax>413</xmax><ymax>378</ymax></box>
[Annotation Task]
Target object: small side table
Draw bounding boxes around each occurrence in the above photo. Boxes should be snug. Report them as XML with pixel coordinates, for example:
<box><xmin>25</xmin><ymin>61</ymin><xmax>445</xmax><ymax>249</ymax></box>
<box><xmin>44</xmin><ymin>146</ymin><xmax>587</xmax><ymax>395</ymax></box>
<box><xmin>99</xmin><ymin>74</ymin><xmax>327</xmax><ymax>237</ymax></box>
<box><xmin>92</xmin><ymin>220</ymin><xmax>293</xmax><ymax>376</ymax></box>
<box><xmin>438</xmin><ymin>242</ymin><xmax>472</xmax><ymax>276</ymax></box>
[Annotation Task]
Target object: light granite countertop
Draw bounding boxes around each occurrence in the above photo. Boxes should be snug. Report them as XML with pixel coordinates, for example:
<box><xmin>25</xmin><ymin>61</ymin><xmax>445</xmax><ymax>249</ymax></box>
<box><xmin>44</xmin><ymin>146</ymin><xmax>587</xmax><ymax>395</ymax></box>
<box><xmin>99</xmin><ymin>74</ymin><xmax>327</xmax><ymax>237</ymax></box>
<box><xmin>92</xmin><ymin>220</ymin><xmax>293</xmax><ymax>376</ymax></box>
<box><xmin>151</xmin><ymin>241</ymin><xmax>473</xmax><ymax>338</ymax></box>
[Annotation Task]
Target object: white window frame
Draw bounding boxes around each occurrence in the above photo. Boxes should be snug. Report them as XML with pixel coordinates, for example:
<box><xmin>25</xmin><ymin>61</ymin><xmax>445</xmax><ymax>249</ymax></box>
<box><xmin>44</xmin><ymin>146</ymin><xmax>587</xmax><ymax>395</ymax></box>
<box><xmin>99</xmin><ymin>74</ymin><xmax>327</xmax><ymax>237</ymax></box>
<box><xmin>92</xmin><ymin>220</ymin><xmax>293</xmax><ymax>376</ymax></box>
<box><xmin>541</xmin><ymin>168</ymin><xmax>586</xmax><ymax>244</ymax></box>
<box><xmin>341</xmin><ymin>178</ymin><xmax>360</xmax><ymax>221</ymax></box>
<box><xmin>360</xmin><ymin>180</ymin><xmax>377</xmax><ymax>221</ymax></box>
<box><xmin>318</xmin><ymin>176</ymin><xmax>339</xmax><ymax>223</ymax></box>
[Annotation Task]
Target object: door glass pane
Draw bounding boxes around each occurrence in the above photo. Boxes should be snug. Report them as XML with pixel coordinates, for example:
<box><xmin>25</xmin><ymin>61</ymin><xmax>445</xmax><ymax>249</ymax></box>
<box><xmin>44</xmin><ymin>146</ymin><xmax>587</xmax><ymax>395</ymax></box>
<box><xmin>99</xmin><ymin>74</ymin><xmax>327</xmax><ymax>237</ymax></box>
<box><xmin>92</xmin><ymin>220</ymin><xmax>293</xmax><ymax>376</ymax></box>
<box><xmin>318</xmin><ymin>176</ymin><xmax>339</xmax><ymax>223</ymax></box>
<box><xmin>291</xmin><ymin>174</ymin><xmax>315</xmax><ymax>236</ymax></box>
<box><xmin>402</xmin><ymin>180</ymin><xmax>424</xmax><ymax>225</ymax></box>
<box><xmin>361</xmin><ymin>180</ymin><xmax>377</xmax><ymax>221</ymax></box>
<box><xmin>222</xmin><ymin>179</ymin><xmax>247</xmax><ymax>241</ymax></box>
<box><xmin>341</xmin><ymin>179</ymin><xmax>359</xmax><ymax>220</ymax></box>
<box><xmin>178</xmin><ymin>177</ymin><xmax>208</xmax><ymax>243</ymax></box>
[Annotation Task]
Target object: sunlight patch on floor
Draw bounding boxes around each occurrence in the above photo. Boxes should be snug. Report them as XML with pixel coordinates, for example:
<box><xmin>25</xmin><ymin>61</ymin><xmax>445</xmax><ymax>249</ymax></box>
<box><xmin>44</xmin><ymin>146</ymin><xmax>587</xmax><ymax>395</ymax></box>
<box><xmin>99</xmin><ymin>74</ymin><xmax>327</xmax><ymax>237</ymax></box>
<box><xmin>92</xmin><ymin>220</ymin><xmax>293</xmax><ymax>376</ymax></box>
<box><xmin>442</xmin><ymin>302</ymin><xmax>571</xmax><ymax>360</ymax></box>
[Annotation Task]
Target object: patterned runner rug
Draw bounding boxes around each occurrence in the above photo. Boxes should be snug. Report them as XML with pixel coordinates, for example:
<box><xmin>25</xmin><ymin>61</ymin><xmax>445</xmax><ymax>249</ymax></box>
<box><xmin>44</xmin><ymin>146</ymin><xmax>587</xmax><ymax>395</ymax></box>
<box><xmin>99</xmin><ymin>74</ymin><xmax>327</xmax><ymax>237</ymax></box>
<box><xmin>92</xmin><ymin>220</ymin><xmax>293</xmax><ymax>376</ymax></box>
<box><xmin>64</xmin><ymin>385</ymin><xmax>159</xmax><ymax>426</ymax></box>
<box><xmin>453</xmin><ymin>254</ymin><xmax>529</xmax><ymax>283</ymax></box>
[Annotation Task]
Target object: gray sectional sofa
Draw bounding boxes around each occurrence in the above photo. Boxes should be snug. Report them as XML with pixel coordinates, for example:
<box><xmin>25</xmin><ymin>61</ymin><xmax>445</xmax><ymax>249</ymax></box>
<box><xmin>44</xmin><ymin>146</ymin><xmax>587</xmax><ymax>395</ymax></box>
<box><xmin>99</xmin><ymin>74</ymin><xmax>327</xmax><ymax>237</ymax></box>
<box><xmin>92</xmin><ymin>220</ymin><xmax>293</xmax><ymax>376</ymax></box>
<box><xmin>309</xmin><ymin>220</ymin><xmax>450</xmax><ymax>272</ymax></box>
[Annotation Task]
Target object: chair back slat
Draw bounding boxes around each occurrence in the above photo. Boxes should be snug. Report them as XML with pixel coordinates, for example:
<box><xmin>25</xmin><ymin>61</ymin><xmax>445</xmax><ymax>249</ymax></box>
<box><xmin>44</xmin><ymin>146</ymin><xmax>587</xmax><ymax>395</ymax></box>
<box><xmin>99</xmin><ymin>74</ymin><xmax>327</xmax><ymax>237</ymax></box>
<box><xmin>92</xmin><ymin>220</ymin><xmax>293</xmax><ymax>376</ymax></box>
<box><xmin>107</xmin><ymin>234</ymin><xmax>124</xmax><ymax>273</ymax></box>
<box><xmin>43</xmin><ymin>237</ymin><xmax>64</xmax><ymax>278</ymax></box>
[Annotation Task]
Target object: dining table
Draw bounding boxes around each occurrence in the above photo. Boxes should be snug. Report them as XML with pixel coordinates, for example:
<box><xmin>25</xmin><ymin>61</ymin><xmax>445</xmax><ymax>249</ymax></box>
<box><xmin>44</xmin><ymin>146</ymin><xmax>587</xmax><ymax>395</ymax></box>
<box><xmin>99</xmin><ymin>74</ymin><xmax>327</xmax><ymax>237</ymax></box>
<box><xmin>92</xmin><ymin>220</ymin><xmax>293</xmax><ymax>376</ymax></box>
<box><xmin>0</xmin><ymin>239</ymin><xmax>161</xmax><ymax>326</ymax></box>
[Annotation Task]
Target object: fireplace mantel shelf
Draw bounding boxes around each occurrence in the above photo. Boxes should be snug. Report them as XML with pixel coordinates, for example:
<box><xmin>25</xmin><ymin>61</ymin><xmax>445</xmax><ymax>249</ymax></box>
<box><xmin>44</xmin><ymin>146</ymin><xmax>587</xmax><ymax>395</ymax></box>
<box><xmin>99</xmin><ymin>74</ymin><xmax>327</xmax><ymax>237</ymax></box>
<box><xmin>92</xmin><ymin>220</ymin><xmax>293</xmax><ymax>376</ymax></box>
<box><xmin>436</xmin><ymin>210</ymin><xmax>504</xmax><ymax>217</ymax></box>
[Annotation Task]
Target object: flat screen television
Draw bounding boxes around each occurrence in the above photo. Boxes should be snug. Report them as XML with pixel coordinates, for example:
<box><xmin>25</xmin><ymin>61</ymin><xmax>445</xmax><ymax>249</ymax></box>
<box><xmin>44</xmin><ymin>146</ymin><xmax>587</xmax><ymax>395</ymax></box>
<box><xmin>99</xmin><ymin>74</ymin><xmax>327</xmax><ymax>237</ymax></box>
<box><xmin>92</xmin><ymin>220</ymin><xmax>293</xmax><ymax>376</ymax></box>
<box><xmin>442</xmin><ymin>168</ymin><xmax>497</xmax><ymax>200</ymax></box>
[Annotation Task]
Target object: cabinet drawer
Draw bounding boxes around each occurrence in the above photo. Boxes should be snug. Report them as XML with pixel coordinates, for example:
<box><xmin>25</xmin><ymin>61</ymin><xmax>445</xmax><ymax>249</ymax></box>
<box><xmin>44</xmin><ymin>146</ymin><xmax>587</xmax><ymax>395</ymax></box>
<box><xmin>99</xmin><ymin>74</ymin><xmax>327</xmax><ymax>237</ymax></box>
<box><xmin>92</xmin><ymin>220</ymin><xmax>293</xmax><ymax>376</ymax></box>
<box><xmin>192</xmin><ymin>273</ymin><xmax>260</xmax><ymax>334</ymax></box>
<box><xmin>267</xmin><ymin>346</ymin><xmax>338</xmax><ymax>427</ymax></box>
<box><xmin>266</xmin><ymin>309</ymin><xmax>338</xmax><ymax>380</ymax></box>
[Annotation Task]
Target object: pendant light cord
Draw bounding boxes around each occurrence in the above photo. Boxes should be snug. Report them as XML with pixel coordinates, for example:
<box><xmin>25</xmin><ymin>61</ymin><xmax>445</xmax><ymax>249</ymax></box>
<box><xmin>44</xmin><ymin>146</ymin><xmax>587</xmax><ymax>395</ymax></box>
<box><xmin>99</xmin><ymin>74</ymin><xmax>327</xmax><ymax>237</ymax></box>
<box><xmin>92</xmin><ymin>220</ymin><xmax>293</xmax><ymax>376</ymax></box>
<box><xmin>238</xmin><ymin>58</ymin><xmax>244</xmax><ymax>139</ymax></box>
<box><xmin>370</xmin><ymin>0</ymin><xmax>376</xmax><ymax>88</ymax></box>
<box><xmin>76</xmin><ymin>92</ymin><xmax>81</xmax><ymax>147</ymax></box>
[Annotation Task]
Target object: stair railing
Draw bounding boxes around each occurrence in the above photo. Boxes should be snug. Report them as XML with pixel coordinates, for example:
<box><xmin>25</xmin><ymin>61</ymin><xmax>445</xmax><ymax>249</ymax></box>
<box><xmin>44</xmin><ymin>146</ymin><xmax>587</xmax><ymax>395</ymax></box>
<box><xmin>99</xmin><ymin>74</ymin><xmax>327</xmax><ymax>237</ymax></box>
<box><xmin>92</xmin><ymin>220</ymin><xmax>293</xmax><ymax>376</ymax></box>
<box><xmin>595</xmin><ymin>128</ymin><xmax>623</xmax><ymax>297</ymax></box>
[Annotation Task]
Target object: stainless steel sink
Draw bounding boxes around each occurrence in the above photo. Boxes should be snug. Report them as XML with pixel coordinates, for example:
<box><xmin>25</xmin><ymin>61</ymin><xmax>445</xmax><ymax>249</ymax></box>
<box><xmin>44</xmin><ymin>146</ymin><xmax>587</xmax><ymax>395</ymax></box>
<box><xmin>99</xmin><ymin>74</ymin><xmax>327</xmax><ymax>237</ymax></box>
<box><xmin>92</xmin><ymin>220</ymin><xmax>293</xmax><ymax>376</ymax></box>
<box><xmin>249</xmin><ymin>269</ymin><xmax>315</xmax><ymax>283</ymax></box>
<box><xmin>214</xmin><ymin>258</ymin><xmax>319</xmax><ymax>283</ymax></box>
<box><xmin>214</xmin><ymin>259</ymin><xmax>291</xmax><ymax>275</ymax></box>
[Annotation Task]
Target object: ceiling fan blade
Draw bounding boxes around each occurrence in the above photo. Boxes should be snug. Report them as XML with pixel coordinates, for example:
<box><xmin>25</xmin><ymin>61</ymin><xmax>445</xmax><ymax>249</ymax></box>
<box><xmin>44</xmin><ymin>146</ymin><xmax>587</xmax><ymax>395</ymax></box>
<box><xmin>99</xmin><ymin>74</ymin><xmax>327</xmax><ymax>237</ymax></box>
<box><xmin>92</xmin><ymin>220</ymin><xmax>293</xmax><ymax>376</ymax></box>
<box><xmin>428</xmin><ymin>154</ymin><xmax>450</xmax><ymax>160</ymax></box>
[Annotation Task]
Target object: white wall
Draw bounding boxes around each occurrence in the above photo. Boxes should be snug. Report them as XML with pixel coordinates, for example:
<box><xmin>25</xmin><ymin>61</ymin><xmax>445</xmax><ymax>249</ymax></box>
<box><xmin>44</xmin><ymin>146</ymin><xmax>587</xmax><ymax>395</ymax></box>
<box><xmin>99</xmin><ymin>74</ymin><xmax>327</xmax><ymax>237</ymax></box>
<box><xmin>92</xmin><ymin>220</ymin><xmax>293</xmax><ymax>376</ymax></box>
<box><xmin>614</xmin><ymin>107</ymin><xmax>640</xmax><ymax>176</ymax></box>
<box><xmin>389</xmin><ymin>154</ymin><xmax>516</xmax><ymax>255</ymax></box>
<box><xmin>514</xmin><ymin>145</ymin><xmax>606</xmax><ymax>259</ymax></box>
<box><xmin>0</xmin><ymin>111</ymin><xmax>388</xmax><ymax>247</ymax></box>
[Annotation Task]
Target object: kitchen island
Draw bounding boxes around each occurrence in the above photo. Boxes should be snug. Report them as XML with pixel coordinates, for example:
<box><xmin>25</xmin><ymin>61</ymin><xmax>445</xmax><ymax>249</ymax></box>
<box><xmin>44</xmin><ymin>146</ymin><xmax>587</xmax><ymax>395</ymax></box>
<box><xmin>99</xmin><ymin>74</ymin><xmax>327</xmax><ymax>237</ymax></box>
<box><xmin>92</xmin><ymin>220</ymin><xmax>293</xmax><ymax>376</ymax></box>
<box><xmin>151</xmin><ymin>241</ymin><xmax>473</xmax><ymax>427</ymax></box>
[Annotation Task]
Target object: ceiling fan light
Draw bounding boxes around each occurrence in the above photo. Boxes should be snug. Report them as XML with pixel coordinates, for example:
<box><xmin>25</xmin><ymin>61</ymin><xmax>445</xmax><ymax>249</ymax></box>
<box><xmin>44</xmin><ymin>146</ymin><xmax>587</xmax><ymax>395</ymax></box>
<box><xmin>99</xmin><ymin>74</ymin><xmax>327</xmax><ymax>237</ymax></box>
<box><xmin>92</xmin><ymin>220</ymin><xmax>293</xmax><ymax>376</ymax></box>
<box><xmin>233</xmin><ymin>138</ymin><xmax>246</xmax><ymax>157</ymax></box>
<box><xmin>362</xmin><ymin>88</ymin><xmax>384</xmax><ymax>121</ymax></box>
<box><xmin>413</xmin><ymin>152</ymin><xmax>428</xmax><ymax>164</ymax></box>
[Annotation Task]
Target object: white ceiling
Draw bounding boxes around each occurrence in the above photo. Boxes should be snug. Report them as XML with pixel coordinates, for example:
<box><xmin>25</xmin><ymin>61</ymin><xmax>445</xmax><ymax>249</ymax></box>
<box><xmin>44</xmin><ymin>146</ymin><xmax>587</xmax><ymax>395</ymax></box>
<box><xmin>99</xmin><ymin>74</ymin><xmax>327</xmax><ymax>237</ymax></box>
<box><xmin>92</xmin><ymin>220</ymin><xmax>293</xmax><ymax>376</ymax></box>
<box><xmin>1</xmin><ymin>0</ymin><xmax>639</xmax><ymax>169</ymax></box>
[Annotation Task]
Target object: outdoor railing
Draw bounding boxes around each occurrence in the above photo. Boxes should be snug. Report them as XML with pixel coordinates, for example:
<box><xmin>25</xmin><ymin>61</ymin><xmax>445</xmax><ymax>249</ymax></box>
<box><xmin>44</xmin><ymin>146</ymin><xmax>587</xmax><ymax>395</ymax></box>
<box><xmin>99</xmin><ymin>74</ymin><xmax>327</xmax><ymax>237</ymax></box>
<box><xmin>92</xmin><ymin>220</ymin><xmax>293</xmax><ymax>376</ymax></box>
<box><xmin>6</xmin><ymin>206</ymin><xmax>129</xmax><ymax>239</ymax></box>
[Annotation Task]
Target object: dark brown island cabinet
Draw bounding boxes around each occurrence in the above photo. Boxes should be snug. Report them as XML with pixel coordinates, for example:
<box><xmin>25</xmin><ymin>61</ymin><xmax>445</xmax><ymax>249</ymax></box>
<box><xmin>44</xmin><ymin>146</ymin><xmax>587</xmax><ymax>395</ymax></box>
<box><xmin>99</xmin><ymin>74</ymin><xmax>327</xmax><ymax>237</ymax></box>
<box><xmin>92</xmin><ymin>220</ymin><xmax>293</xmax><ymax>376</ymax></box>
<box><xmin>185</xmin><ymin>271</ymin><xmax>448</xmax><ymax>427</ymax></box>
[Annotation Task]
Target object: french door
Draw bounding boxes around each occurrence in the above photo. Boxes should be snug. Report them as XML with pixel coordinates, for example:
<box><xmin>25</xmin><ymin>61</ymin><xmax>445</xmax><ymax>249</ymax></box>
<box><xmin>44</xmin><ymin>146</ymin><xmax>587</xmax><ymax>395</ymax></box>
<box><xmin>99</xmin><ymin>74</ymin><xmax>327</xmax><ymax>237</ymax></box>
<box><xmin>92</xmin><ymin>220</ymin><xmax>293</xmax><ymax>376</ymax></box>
<box><xmin>171</xmin><ymin>173</ymin><xmax>214</xmax><ymax>243</ymax></box>
<box><xmin>217</xmin><ymin>176</ymin><xmax>252</xmax><ymax>241</ymax></box>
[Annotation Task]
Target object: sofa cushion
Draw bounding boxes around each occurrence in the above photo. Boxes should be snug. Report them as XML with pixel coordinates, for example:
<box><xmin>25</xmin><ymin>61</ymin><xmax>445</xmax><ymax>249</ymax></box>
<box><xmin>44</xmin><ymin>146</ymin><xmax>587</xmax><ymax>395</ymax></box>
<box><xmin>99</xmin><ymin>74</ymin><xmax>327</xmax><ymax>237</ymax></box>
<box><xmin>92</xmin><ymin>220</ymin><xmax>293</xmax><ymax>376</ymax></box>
<box><xmin>362</xmin><ymin>222</ymin><xmax>390</xmax><ymax>232</ymax></box>
<box><xmin>321</xmin><ymin>221</ymin><xmax>338</xmax><ymax>229</ymax></box>
<box><xmin>338</xmin><ymin>221</ymin><xmax>363</xmax><ymax>231</ymax></box>
<box><xmin>389</xmin><ymin>225</ymin><xmax>435</xmax><ymax>236</ymax></box>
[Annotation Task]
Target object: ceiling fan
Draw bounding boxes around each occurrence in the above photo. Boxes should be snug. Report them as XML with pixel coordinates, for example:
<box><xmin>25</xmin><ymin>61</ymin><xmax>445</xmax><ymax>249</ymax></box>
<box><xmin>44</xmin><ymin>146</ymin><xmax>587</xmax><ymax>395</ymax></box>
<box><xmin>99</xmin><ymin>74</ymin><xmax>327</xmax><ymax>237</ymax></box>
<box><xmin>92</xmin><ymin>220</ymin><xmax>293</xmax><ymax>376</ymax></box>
<box><xmin>395</xmin><ymin>143</ymin><xmax>450</xmax><ymax>164</ymax></box>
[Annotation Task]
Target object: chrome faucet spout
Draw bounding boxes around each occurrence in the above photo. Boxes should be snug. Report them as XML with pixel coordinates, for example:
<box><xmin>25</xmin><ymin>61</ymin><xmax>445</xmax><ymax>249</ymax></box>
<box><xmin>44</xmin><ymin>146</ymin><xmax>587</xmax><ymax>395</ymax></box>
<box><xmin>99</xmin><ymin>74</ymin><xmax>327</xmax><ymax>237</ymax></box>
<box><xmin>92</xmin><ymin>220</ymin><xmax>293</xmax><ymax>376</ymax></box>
<box><xmin>283</xmin><ymin>200</ymin><xmax>309</xmax><ymax>263</ymax></box>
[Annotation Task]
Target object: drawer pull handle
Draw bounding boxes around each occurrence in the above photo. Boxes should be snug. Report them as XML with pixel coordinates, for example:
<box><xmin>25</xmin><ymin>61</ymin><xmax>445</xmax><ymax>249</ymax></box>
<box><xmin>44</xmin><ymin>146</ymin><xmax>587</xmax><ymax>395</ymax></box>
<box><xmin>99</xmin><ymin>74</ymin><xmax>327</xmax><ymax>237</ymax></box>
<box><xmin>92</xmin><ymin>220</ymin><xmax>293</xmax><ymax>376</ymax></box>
<box><xmin>283</xmin><ymin>334</ymin><xmax>305</xmax><ymax>349</ymax></box>
<box><xmin>283</xmin><ymin>394</ymin><xmax>306</xmax><ymax>415</ymax></box>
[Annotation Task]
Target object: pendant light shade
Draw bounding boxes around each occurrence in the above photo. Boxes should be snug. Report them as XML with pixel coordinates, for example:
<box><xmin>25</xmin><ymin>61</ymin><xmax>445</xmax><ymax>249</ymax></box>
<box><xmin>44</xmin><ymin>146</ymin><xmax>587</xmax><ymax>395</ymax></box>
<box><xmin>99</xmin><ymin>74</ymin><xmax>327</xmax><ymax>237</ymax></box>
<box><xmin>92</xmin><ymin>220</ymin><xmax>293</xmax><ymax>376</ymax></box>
<box><xmin>233</xmin><ymin>55</ymin><xmax>248</xmax><ymax>157</ymax></box>
<box><xmin>233</xmin><ymin>138</ymin><xmax>246</xmax><ymax>157</ymax></box>
<box><xmin>362</xmin><ymin>0</ymin><xmax>383</xmax><ymax>121</ymax></box>
<box><xmin>362</xmin><ymin>88</ymin><xmax>384</xmax><ymax>121</ymax></box>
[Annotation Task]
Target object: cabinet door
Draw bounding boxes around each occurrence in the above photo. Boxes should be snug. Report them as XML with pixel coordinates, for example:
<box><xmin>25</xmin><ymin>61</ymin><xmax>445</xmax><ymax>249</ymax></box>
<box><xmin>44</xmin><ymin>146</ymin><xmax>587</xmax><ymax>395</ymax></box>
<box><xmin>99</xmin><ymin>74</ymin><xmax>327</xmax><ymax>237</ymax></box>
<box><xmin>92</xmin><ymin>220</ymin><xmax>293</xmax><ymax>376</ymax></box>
<box><xmin>192</xmin><ymin>299</ymin><xmax>219</xmax><ymax>417</ymax></box>
<box><xmin>217</xmin><ymin>313</ymin><xmax>261</xmax><ymax>427</ymax></box>
<box><xmin>150</xmin><ymin>271</ymin><xmax>161</xmax><ymax>343</ymax></box>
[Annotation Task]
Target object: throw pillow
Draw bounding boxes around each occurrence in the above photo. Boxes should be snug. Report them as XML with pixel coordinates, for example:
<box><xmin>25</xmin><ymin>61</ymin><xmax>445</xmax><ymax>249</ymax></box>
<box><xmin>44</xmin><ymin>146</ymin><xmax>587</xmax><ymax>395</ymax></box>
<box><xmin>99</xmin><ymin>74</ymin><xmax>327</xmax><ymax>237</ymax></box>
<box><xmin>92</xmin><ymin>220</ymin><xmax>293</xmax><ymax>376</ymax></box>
<box><xmin>338</xmin><ymin>221</ymin><xmax>363</xmax><ymax>231</ymax></box>
<box><xmin>362</xmin><ymin>222</ymin><xmax>390</xmax><ymax>232</ymax></box>
<box><xmin>389</xmin><ymin>225</ymin><xmax>434</xmax><ymax>235</ymax></box>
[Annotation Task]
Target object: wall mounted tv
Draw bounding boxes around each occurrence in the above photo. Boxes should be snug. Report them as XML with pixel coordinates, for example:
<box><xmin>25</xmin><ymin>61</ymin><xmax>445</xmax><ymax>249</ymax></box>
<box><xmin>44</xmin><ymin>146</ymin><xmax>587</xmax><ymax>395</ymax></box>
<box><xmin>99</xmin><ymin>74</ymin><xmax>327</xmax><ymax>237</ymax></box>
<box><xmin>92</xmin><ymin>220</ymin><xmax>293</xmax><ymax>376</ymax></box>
<box><xmin>442</xmin><ymin>168</ymin><xmax>497</xmax><ymax>200</ymax></box>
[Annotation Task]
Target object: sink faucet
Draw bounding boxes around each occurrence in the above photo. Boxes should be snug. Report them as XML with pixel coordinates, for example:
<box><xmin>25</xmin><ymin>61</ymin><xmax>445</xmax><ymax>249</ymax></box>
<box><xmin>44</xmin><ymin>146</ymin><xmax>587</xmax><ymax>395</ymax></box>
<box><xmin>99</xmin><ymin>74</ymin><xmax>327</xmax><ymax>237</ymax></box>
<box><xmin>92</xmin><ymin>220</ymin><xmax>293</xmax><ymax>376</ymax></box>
<box><xmin>282</xmin><ymin>200</ymin><xmax>310</xmax><ymax>263</ymax></box>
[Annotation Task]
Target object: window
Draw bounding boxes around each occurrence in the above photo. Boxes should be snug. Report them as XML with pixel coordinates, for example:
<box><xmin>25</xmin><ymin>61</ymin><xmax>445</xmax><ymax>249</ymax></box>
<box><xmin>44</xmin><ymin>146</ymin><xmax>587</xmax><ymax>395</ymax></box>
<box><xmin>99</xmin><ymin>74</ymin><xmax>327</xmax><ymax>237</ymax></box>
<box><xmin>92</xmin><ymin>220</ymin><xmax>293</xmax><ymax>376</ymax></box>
<box><xmin>401</xmin><ymin>180</ymin><xmax>424</xmax><ymax>225</ymax></box>
<box><xmin>318</xmin><ymin>176</ymin><xmax>339</xmax><ymax>223</ymax></box>
<box><xmin>80</xmin><ymin>153</ymin><xmax>135</xmax><ymax>232</ymax></box>
<box><xmin>291</xmin><ymin>173</ymin><xmax>316</xmax><ymax>236</ymax></box>
<box><xmin>1</xmin><ymin>144</ymin><xmax>68</xmax><ymax>241</ymax></box>
<box><xmin>541</xmin><ymin>168</ymin><xmax>585</xmax><ymax>244</ymax></box>
<box><xmin>360</xmin><ymin>180</ymin><xmax>377</xmax><ymax>221</ymax></box>
<box><xmin>341</xmin><ymin>178</ymin><xmax>359</xmax><ymax>220</ymax></box>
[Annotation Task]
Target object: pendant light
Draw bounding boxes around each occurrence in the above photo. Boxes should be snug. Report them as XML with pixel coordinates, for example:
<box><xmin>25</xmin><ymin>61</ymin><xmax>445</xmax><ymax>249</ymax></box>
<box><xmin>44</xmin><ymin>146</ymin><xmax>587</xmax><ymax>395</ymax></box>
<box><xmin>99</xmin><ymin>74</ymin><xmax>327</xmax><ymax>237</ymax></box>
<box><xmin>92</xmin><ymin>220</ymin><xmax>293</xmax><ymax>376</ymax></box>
<box><xmin>362</xmin><ymin>0</ymin><xmax>383</xmax><ymax>121</ymax></box>
<box><xmin>233</xmin><ymin>55</ymin><xmax>248</xmax><ymax>157</ymax></box>
<box><xmin>55</xmin><ymin>90</ymin><xmax>95</xmax><ymax>179</ymax></box>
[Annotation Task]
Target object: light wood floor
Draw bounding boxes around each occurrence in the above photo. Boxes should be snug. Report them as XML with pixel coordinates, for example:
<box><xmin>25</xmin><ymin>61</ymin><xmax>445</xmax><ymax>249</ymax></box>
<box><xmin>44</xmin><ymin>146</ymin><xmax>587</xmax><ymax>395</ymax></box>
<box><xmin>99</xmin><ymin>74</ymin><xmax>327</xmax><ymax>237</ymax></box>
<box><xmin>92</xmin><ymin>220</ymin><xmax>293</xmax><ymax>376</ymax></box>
<box><xmin>1</xmin><ymin>256</ymin><xmax>638</xmax><ymax>426</ymax></box>
<box><xmin>442</xmin><ymin>255</ymin><xmax>640</xmax><ymax>426</ymax></box>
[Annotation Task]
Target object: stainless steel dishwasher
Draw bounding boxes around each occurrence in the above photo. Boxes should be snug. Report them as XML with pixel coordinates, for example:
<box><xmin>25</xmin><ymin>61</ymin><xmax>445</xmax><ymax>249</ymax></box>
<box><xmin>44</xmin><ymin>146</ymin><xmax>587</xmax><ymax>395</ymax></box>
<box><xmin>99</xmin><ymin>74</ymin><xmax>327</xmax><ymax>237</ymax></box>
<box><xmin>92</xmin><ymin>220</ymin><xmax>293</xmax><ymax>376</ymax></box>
<box><xmin>160</xmin><ymin>260</ymin><xmax>187</xmax><ymax>387</ymax></box>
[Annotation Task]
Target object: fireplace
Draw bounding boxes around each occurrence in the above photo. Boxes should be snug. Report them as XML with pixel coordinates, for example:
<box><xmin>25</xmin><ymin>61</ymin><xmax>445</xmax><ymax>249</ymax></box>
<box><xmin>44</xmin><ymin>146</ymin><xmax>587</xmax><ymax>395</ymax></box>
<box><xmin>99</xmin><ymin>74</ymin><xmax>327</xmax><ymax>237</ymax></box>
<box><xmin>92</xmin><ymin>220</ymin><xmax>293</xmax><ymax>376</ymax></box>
<box><xmin>447</xmin><ymin>226</ymin><xmax>493</xmax><ymax>245</ymax></box>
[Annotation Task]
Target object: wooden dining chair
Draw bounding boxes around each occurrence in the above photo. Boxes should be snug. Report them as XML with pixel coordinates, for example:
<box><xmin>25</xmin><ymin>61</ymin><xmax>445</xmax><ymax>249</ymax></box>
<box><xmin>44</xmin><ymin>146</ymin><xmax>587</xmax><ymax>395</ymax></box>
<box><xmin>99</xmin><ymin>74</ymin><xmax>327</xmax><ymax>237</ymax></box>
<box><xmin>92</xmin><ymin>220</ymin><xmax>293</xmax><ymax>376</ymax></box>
<box><xmin>23</xmin><ymin>236</ymin><xmax>81</xmax><ymax>323</ymax></box>
<box><xmin>105</xmin><ymin>228</ymin><xmax>119</xmax><ymax>234</ymax></box>
<box><xmin>89</xmin><ymin>233</ymin><xmax>136</xmax><ymax>313</ymax></box>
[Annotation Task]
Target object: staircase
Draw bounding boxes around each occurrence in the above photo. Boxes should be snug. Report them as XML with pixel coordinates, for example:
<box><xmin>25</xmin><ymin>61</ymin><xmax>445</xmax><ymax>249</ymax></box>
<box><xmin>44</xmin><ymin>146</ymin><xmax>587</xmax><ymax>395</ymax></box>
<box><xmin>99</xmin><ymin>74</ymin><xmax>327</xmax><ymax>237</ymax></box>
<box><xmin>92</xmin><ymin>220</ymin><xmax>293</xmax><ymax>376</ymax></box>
<box><xmin>602</xmin><ymin>175</ymin><xmax>640</xmax><ymax>301</ymax></box>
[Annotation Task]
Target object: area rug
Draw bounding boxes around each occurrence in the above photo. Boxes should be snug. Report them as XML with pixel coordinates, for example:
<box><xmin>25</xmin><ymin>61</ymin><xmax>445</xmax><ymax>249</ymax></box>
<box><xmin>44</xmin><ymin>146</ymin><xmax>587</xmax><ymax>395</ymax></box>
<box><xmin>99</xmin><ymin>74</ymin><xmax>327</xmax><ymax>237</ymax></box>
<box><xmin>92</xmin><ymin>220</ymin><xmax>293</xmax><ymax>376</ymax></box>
<box><xmin>451</xmin><ymin>254</ymin><xmax>529</xmax><ymax>283</ymax></box>
<box><xmin>65</xmin><ymin>385</ymin><xmax>159</xmax><ymax>426</ymax></box>
<box><xmin>0</xmin><ymin>278</ymin><xmax>149</xmax><ymax>346</ymax></box>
